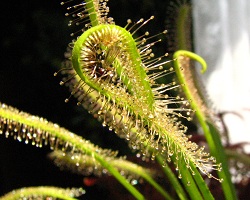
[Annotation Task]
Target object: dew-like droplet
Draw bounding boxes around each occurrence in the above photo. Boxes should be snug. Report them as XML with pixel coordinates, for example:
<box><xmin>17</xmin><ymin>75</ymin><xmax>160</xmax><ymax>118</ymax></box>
<box><xmin>131</xmin><ymin>179</ymin><xmax>138</xmax><ymax>185</ymax></box>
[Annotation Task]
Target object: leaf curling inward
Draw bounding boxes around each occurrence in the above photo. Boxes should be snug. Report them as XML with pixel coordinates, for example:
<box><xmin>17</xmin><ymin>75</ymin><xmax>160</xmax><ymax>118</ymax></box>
<box><xmin>57</xmin><ymin>7</ymin><xmax>222</xmax><ymax>181</ymax></box>
<box><xmin>173</xmin><ymin>51</ymin><xmax>221</xmax><ymax>126</ymax></box>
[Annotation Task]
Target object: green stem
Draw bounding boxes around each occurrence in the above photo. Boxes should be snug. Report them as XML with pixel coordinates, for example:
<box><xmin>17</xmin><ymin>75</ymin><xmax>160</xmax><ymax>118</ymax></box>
<box><xmin>111</xmin><ymin>157</ymin><xmax>171</xmax><ymax>199</ymax></box>
<box><xmin>93</xmin><ymin>154</ymin><xmax>145</xmax><ymax>200</ymax></box>
<box><xmin>206</xmin><ymin>122</ymin><xmax>237</xmax><ymax>200</ymax></box>
<box><xmin>142</xmin><ymin>174</ymin><xmax>173</xmax><ymax>200</ymax></box>
<box><xmin>85</xmin><ymin>0</ymin><xmax>99</xmax><ymax>26</ymax></box>
<box><xmin>145</xmin><ymin>178</ymin><xmax>172</xmax><ymax>200</ymax></box>
<box><xmin>173</xmin><ymin>6</ymin><xmax>237</xmax><ymax>198</ymax></box>
<box><xmin>156</xmin><ymin>155</ymin><xmax>188</xmax><ymax>200</ymax></box>
<box><xmin>176</xmin><ymin>4</ymin><xmax>191</xmax><ymax>50</ymax></box>
<box><xmin>180</xmin><ymin>167</ymin><xmax>203</xmax><ymax>200</ymax></box>
<box><xmin>140</xmin><ymin>173</ymin><xmax>172</xmax><ymax>199</ymax></box>
<box><xmin>170</xmin><ymin>154</ymin><xmax>211</xmax><ymax>200</ymax></box>
<box><xmin>189</xmin><ymin>162</ymin><xmax>215</xmax><ymax>200</ymax></box>
<box><xmin>173</xmin><ymin>50</ymin><xmax>237</xmax><ymax>200</ymax></box>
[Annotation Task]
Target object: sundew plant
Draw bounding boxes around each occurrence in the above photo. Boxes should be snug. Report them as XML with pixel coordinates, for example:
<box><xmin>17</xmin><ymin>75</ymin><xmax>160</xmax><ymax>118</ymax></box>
<box><xmin>1</xmin><ymin>0</ymin><xmax>248</xmax><ymax>199</ymax></box>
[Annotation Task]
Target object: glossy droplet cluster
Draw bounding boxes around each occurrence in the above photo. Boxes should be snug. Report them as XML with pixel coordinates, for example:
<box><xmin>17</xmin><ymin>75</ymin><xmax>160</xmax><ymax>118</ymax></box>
<box><xmin>49</xmin><ymin>150</ymin><xmax>153</xmax><ymax>182</ymax></box>
<box><xmin>0</xmin><ymin>186</ymin><xmax>85</xmax><ymax>200</ymax></box>
<box><xmin>0</xmin><ymin>102</ymin><xmax>118</xmax><ymax>159</ymax></box>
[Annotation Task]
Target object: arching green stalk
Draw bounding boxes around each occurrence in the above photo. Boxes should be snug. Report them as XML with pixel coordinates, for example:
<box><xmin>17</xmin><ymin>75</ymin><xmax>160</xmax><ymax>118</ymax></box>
<box><xmin>176</xmin><ymin>4</ymin><xmax>191</xmax><ymax>50</ymax></box>
<box><xmin>173</xmin><ymin>50</ymin><xmax>237</xmax><ymax>200</ymax></box>
<box><xmin>112</xmin><ymin>159</ymin><xmax>172</xmax><ymax>200</ymax></box>
<box><xmin>85</xmin><ymin>0</ymin><xmax>99</xmax><ymax>27</ymax></box>
<box><xmin>189</xmin><ymin>162</ymin><xmax>215</xmax><ymax>200</ymax></box>
<box><xmin>179</xmin><ymin>164</ymin><xmax>204</xmax><ymax>200</ymax></box>
<box><xmin>156</xmin><ymin>155</ymin><xmax>188</xmax><ymax>200</ymax></box>
<box><xmin>92</xmin><ymin>154</ymin><xmax>145</xmax><ymax>200</ymax></box>
<box><xmin>170</xmin><ymin>2</ymin><xmax>236</xmax><ymax>198</ymax></box>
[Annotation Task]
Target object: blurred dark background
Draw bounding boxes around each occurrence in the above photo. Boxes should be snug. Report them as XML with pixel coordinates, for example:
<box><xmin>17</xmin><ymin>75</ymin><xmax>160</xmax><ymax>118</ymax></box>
<box><xmin>0</xmin><ymin>0</ymin><xmax>181</xmax><ymax>199</ymax></box>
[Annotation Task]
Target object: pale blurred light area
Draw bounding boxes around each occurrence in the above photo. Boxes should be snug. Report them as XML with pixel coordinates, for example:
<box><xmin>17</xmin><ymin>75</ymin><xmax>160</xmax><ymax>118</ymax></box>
<box><xmin>192</xmin><ymin>0</ymin><xmax>250</xmax><ymax>152</ymax></box>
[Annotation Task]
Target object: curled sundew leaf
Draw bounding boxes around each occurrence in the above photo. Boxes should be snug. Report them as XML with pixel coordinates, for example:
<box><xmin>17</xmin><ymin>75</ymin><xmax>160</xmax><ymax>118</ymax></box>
<box><xmin>168</xmin><ymin>1</ymin><xmax>235</xmax><ymax>197</ymax></box>
<box><xmin>173</xmin><ymin>50</ymin><xmax>212</xmax><ymax>120</ymax></box>
<box><xmin>167</xmin><ymin>0</ymin><xmax>224</xmax><ymax>184</ymax></box>
<box><xmin>0</xmin><ymin>186</ymin><xmax>85</xmax><ymax>200</ymax></box>
<box><xmin>166</xmin><ymin>1</ymin><xmax>218</xmax><ymax>124</ymax></box>
<box><xmin>173</xmin><ymin>52</ymin><xmax>238</xmax><ymax>200</ymax></box>
<box><xmin>173</xmin><ymin>50</ymin><xmax>223</xmax><ymax>173</ymax></box>
<box><xmin>57</xmin><ymin>0</ymin><xmax>221</xmax><ymax>181</ymax></box>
